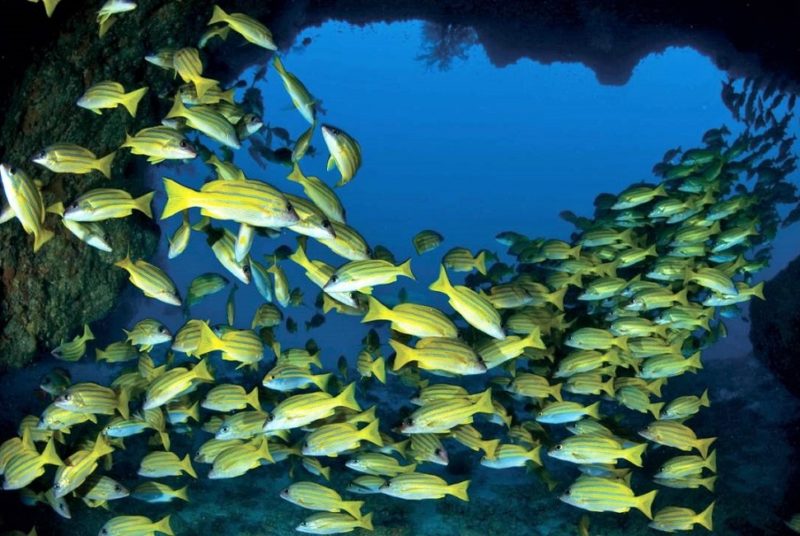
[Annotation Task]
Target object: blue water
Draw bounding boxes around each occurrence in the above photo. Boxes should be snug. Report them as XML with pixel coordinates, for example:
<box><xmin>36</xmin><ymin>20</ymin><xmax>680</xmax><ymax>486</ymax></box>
<box><xmin>1</xmin><ymin>19</ymin><xmax>799</xmax><ymax>536</ymax></box>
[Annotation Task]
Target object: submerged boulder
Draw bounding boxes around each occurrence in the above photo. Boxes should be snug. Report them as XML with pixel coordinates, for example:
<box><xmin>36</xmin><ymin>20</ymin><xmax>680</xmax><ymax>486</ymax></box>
<box><xmin>750</xmin><ymin>253</ymin><xmax>800</xmax><ymax>398</ymax></box>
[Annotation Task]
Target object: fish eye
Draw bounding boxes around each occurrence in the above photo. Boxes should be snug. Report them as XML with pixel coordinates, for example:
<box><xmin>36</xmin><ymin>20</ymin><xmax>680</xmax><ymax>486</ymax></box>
<box><xmin>329</xmin><ymin>275</ymin><xmax>338</xmax><ymax>283</ymax></box>
<box><xmin>160</xmin><ymin>326</ymin><xmax>169</xmax><ymax>333</ymax></box>
<box><xmin>221</xmin><ymin>426</ymin><xmax>229</xmax><ymax>433</ymax></box>
<box><xmin>286</xmin><ymin>202</ymin><xmax>294</xmax><ymax>212</ymax></box>
<box><xmin>101</xmin><ymin>530</ymin><xmax>108</xmax><ymax>535</ymax></box>
<box><xmin>35</xmin><ymin>151</ymin><xmax>46</xmax><ymax>160</ymax></box>
<box><xmin>69</xmin><ymin>202</ymin><xmax>79</xmax><ymax>210</ymax></box>
<box><xmin>64</xmin><ymin>394</ymin><xmax>73</xmax><ymax>401</ymax></box>
<box><xmin>9</xmin><ymin>167</ymin><xmax>17</xmax><ymax>175</ymax></box>
<box><xmin>115</xmin><ymin>484</ymin><xmax>122</xmax><ymax>491</ymax></box>
<box><xmin>434</xmin><ymin>448</ymin><xmax>442</xmax><ymax>455</ymax></box>
<box><xmin>322</xmin><ymin>219</ymin><xmax>332</xmax><ymax>229</ymax></box>
<box><xmin>179</xmin><ymin>140</ymin><xmax>189</xmax><ymax>148</ymax></box>
<box><xmin>403</xmin><ymin>418</ymin><xmax>413</xmax><ymax>426</ymax></box>
<box><xmin>564</xmin><ymin>490</ymin><xmax>571</xmax><ymax>496</ymax></box>
<box><xmin>266</xmin><ymin>415</ymin><xmax>274</xmax><ymax>422</ymax></box>
<box><xmin>555</xmin><ymin>445</ymin><xmax>563</xmax><ymax>450</ymax></box>
<box><xmin>243</xmin><ymin>264</ymin><xmax>251</xmax><ymax>275</ymax></box>
<box><xmin>250</xmin><ymin>115</ymin><xmax>260</xmax><ymax>124</ymax></box>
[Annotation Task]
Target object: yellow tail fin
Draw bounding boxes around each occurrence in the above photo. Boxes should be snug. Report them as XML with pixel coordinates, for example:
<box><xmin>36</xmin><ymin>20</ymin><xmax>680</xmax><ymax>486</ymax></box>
<box><xmin>162</xmin><ymin>178</ymin><xmax>198</xmax><ymax>219</ymax></box>
<box><xmin>636</xmin><ymin>490</ymin><xmax>658</xmax><ymax>519</ymax></box>
<box><xmin>474</xmin><ymin>250</ymin><xmax>487</xmax><ymax>275</ymax></box>
<box><xmin>398</xmin><ymin>258</ymin><xmax>415</xmax><ymax>280</ymax></box>
<box><xmin>447</xmin><ymin>480</ymin><xmax>470</xmax><ymax>502</ymax></box>
<box><xmin>584</xmin><ymin>401</ymin><xmax>601</xmax><ymax>419</ymax></box>
<box><xmin>121</xmin><ymin>87</ymin><xmax>148</xmax><ymax>118</ymax></box>
<box><xmin>473</xmin><ymin>388</ymin><xmax>494</xmax><ymax>414</ymax></box>
<box><xmin>286</xmin><ymin>162</ymin><xmax>306</xmax><ymax>183</ymax></box>
<box><xmin>623</xmin><ymin>443</ymin><xmax>647</xmax><ymax>467</ymax></box>
<box><xmin>166</xmin><ymin>95</ymin><xmax>188</xmax><ymax>120</ymax></box>
<box><xmin>547</xmin><ymin>287</ymin><xmax>568</xmax><ymax>311</ymax></box>
<box><xmin>193</xmin><ymin>76</ymin><xmax>220</xmax><ymax>101</ymax></box>
<box><xmin>272</xmin><ymin>55</ymin><xmax>288</xmax><ymax>76</ymax></box>
<box><xmin>695</xmin><ymin>501</ymin><xmax>715</xmax><ymax>531</ymax></box>
<box><xmin>182</xmin><ymin>454</ymin><xmax>197</xmax><ymax>478</ymax></box>
<box><xmin>372</xmin><ymin>357</ymin><xmax>386</xmax><ymax>384</ymax></box>
<box><xmin>174</xmin><ymin>485</ymin><xmax>189</xmax><ymax>502</ymax></box>
<box><xmin>362</xmin><ymin>296</ymin><xmax>392</xmax><ymax>324</ymax></box>
<box><xmin>220</xmin><ymin>88</ymin><xmax>235</xmax><ymax>104</ymax></box>
<box><xmin>134</xmin><ymin>191</ymin><xmax>155</xmax><ymax>219</ymax></box>
<box><xmin>359</xmin><ymin>512</ymin><xmax>373</xmax><ymax>531</ymax></box>
<box><xmin>82</xmin><ymin>323</ymin><xmax>95</xmax><ymax>342</ymax></box>
<box><xmin>705</xmin><ymin>449</ymin><xmax>717</xmax><ymax>472</ymax></box>
<box><xmin>191</xmin><ymin>357</ymin><xmax>215</xmax><ymax>383</ymax></box>
<box><xmin>334</xmin><ymin>383</ymin><xmax>361</xmax><ymax>412</ymax></box>
<box><xmin>33</xmin><ymin>228</ymin><xmax>55</xmax><ymax>253</ymax></box>
<box><xmin>95</xmin><ymin>151</ymin><xmax>116</xmax><ymax>179</ymax></box>
<box><xmin>428</xmin><ymin>265</ymin><xmax>452</xmax><ymax>295</ymax></box>
<box><xmin>359</xmin><ymin>419</ymin><xmax>383</xmax><ymax>448</ymax></box>
<box><xmin>154</xmin><ymin>515</ymin><xmax>174</xmax><ymax>536</ymax></box>
<box><xmin>246</xmin><ymin>387</ymin><xmax>261</xmax><ymax>411</ymax></box>
<box><xmin>550</xmin><ymin>383</ymin><xmax>563</xmax><ymax>402</ymax></box>
<box><xmin>209</xmin><ymin>5</ymin><xmax>229</xmax><ymax>25</ymax></box>
<box><xmin>313</xmin><ymin>372</ymin><xmax>332</xmax><ymax>392</ymax></box>
<box><xmin>522</xmin><ymin>327</ymin><xmax>545</xmax><ymax>350</ymax></box>
<box><xmin>527</xmin><ymin>445</ymin><xmax>542</xmax><ymax>466</ymax></box>
<box><xmin>389</xmin><ymin>339</ymin><xmax>416</xmax><ymax>371</ymax></box>
<box><xmin>699</xmin><ymin>388</ymin><xmax>710</xmax><ymax>407</ymax></box>
<box><xmin>648</xmin><ymin>402</ymin><xmax>664</xmax><ymax>419</ymax></box>
<box><xmin>695</xmin><ymin>437</ymin><xmax>716</xmax><ymax>459</ymax></box>
<box><xmin>39</xmin><ymin>438</ymin><xmax>63</xmax><ymax>467</ymax></box>
<box><xmin>341</xmin><ymin>500</ymin><xmax>364</xmax><ymax>520</ymax></box>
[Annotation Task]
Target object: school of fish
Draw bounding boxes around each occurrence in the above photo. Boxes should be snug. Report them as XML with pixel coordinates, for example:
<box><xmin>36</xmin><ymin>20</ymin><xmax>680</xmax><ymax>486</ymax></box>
<box><xmin>2</xmin><ymin>2</ymin><xmax>799</xmax><ymax>535</ymax></box>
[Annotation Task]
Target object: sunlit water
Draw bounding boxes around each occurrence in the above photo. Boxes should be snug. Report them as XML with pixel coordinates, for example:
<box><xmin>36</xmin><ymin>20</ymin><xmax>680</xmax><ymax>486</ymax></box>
<box><xmin>0</xmin><ymin>20</ymin><xmax>798</xmax><ymax>536</ymax></box>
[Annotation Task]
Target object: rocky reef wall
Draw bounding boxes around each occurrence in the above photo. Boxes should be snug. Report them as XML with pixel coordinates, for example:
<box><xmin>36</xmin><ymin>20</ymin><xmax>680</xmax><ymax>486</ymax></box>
<box><xmin>1</xmin><ymin>0</ymin><xmax>799</xmax><ymax>368</ymax></box>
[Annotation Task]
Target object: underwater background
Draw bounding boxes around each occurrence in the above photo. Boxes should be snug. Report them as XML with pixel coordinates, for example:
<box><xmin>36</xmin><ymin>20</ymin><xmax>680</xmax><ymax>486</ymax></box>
<box><xmin>0</xmin><ymin>1</ymin><xmax>799</xmax><ymax>535</ymax></box>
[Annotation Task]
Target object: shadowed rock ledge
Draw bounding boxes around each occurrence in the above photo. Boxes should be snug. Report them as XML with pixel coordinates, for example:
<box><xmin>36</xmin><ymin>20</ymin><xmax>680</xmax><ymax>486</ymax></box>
<box><xmin>1</xmin><ymin>0</ymin><xmax>799</xmax><ymax>368</ymax></box>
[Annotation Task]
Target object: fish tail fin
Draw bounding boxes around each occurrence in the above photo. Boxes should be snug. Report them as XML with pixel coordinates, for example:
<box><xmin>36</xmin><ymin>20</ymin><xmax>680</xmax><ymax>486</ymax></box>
<box><xmin>359</xmin><ymin>512</ymin><xmax>374</xmax><ymax>531</ymax></box>
<box><xmin>474</xmin><ymin>388</ymin><xmax>494</xmax><ymax>415</ymax></box>
<box><xmin>362</xmin><ymin>296</ymin><xmax>391</xmax><ymax>324</ymax></box>
<box><xmin>696</xmin><ymin>501</ymin><xmax>715</xmax><ymax>531</ymax></box>
<box><xmin>447</xmin><ymin>480</ymin><xmax>470</xmax><ymax>502</ymax></box>
<box><xmin>695</xmin><ymin>437</ymin><xmax>716</xmax><ymax>459</ymax></box>
<box><xmin>319</xmin><ymin>464</ymin><xmax>331</xmax><ymax>481</ymax></box>
<box><xmin>614</xmin><ymin>336</ymin><xmax>629</xmax><ymax>352</ymax></box>
<box><xmin>286</xmin><ymin>162</ymin><xmax>305</xmax><ymax>183</ymax></box>
<box><xmin>398</xmin><ymin>258</ymin><xmax>414</xmax><ymax>280</ymax></box>
<box><xmin>313</xmin><ymin>372</ymin><xmax>332</xmax><ymax>392</ymax></box>
<box><xmin>596</xmin><ymin>376</ymin><xmax>614</xmax><ymax>397</ymax></box>
<box><xmin>619</xmin><ymin>228</ymin><xmax>634</xmax><ymax>246</ymax></box>
<box><xmin>187</xmin><ymin>401</ymin><xmax>200</xmax><ymax>422</ymax></box>
<box><xmin>624</xmin><ymin>443</ymin><xmax>648</xmax><ymax>467</ymax></box>
<box><xmin>288</xmin><ymin>237</ymin><xmax>310</xmax><ymax>268</ymax></box>
<box><xmin>699</xmin><ymin>388</ymin><xmax>710</xmax><ymax>407</ymax></box>
<box><xmin>95</xmin><ymin>348</ymin><xmax>107</xmax><ymax>361</ymax></box>
<box><xmin>116</xmin><ymin>387</ymin><xmax>130</xmax><ymax>419</ymax></box>
<box><xmin>482</xmin><ymin>438</ymin><xmax>500</xmax><ymax>459</ymax></box>
<box><xmin>585</xmin><ymin>401</ymin><xmax>601</xmax><ymax>419</ymax></box>
<box><xmin>92</xmin><ymin>433</ymin><xmax>115</xmax><ymax>458</ymax></box>
<box><xmin>636</xmin><ymin>490</ymin><xmax>658</xmax><ymax>520</ymax></box>
<box><xmin>360</xmin><ymin>419</ymin><xmax>383</xmax><ymax>447</ymax></box>
<box><xmin>474</xmin><ymin>250</ymin><xmax>487</xmax><ymax>275</ymax></box>
<box><xmin>162</xmin><ymin>178</ymin><xmax>198</xmax><ymax>219</ymax></box>
<box><xmin>752</xmin><ymin>281</ymin><xmax>765</xmax><ymax>300</ymax></box>
<box><xmin>182</xmin><ymin>454</ymin><xmax>197</xmax><ymax>478</ymax></box>
<box><xmin>193</xmin><ymin>76</ymin><xmax>219</xmax><ymax>101</ymax></box>
<box><xmin>208</xmin><ymin>4</ymin><xmax>229</xmax><ymax>25</ymax></box>
<box><xmin>155</xmin><ymin>515</ymin><xmax>174</xmax><ymax>536</ymax></box>
<box><xmin>547</xmin><ymin>287</ymin><xmax>568</xmax><ymax>311</ymax></box>
<box><xmin>257</xmin><ymin>436</ymin><xmax>273</xmax><ymax>463</ymax></box>
<box><xmin>246</xmin><ymin>387</ymin><xmax>261</xmax><ymax>411</ymax></box>
<box><xmin>220</xmin><ymin>87</ymin><xmax>235</xmax><ymax>104</ymax></box>
<box><xmin>340</xmin><ymin>500</ymin><xmax>364</xmax><ymax>520</ymax></box>
<box><xmin>272</xmin><ymin>55</ymin><xmax>287</xmax><ymax>76</ymax></box>
<box><xmin>120</xmin><ymin>87</ymin><xmax>148</xmax><ymax>118</ymax></box>
<box><xmin>159</xmin><ymin>431</ymin><xmax>171</xmax><ymax>451</ymax></box>
<box><xmin>166</xmin><ymin>94</ymin><xmax>187</xmax><ymax>119</ymax></box>
<box><xmin>82</xmin><ymin>323</ymin><xmax>95</xmax><ymax>342</ymax></box>
<box><xmin>40</xmin><ymin>438</ymin><xmax>63</xmax><ymax>467</ymax></box>
<box><xmin>648</xmin><ymin>402</ymin><xmax>664</xmax><ymax>419</ymax></box>
<box><xmin>372</xmin><ymin>357</ymin><xmax>386</xmax><ymax>384</ymax></box>
<box><xmin>192</xmin><ymin>357</ymin><xmax>215</xmax><ymax>383</ymax></box>
<box><xmin>654</xmin><ymin>183</ymin><xmax>667</xmax><ymax>197</ymax></box>
<box><xmin>568</xmin><ymin>244</ymin><xmax>582</xmax><ymax>258</ymax></box>
<box><xmin>33</xmin><ymin>228</ymin><xmax>55</xmax><ymax>253</ymax></box>
<box><xmin>688</xmin><ymin>351</ymin><xmax>703</xmax><ymax>371</ymax></box>
<box><xmin>175</xmin><ymin>485</ymin><xmax>189</xmax><ymax>502</ymax></box>
<box><xmin>648</xmin><ymin>378</ymin><xmax>666</xmax><ymax>397</ymax></box>
<box><xmin>389</xmin><ymin>339</ymin><xmax>415</xmax><ymax>371</ymax></box>
<box><xmin>535</xmin><ymin>376</ymin><xmax>557</xmax><ymax>400</ymax></box>
<box><xmin>675</xmin><ymin>287</ymin><xmax>689</xmax><ymax>306</ymax></box>
<box><xmin>705</xmin><ymin>449</ymin><xmax>717</xmax><ymax>472</ymax></box>
<box><xmin>428</xmin><ymin>265</ymin><xmax>452</xmax><ymax>295</ymax></box>
<box><xmin>701</xmin><ymin>476</ymin><xmax>717</xmax><ymax>493</ymax></box>
<box><xmin>522</xmin><ymin>327</ymin><xmax>544</xmax><ymax>350</ymax></box>
<box><xmin>527</xmin><ymin>445</ymin><xmax>542</xmax><ymax>466</ymax></box>
<box><xmin>335</xmin><ymin>382</ymin><xmax>361</xmax><ymax>412</ymax></box>
<box><xmin>46</xmin><ymin>201</ymin><xmax>64</xmax><ymax>216</ymax></box>
<box><xmin>95</xmin><ymin>151</ymin><xmax>116</xmax><ymax>179</ymax></box>
<box><xmin>114</xmin><ymin>252</ymin><xmax>133</xmax><ymax>272</ymax></box>
<box><xmin>134</xmin><ymin>191</ymin><xmax>155</xmax><ymax>219</ymax></box>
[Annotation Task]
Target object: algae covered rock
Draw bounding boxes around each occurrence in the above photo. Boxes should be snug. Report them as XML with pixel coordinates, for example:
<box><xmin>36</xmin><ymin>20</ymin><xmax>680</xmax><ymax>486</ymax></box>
<box><xmin>750</xmin><ymin>254</ymin><xmax>800</xmax><ymax>398</ymax></box>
